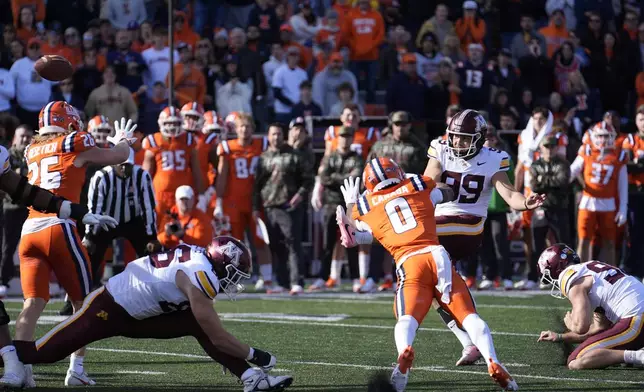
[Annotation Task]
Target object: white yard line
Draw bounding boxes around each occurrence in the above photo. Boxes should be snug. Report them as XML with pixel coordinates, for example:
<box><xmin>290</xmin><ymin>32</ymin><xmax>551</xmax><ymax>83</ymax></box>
<box><xmin>116</xmin><ymin>370</ymin><xmax>167</xmax><ymax>375</ymax></box>
<box><xmin>87</xmin><ymin>347</ymin><xmax>644</xmax><ymax>386</ymax></box>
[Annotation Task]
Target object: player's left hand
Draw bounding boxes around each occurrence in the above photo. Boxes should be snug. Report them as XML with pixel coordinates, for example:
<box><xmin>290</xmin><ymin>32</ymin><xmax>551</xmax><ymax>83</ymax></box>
<box><xmin>537</xmin><ymin>330</ymin><xmax>559</xmax><ymax>342</ymax></box>
<box><xmin>615</xmin><ymin>209</ymin><xmax>627</xmax><ymax>227</ymax></box>
<box><xmin>107</xmin><ymin>117</ymin><xmax>138</xmax><ymax>146</ymax></box>
<box><xmin>82</xmin><ymin>213</ymin><xmax>118</xmax><ymax>232</ymax></box>
<box><xmin>524</xmin><ymin>193</ymin><xmax>546</xmax><ymax>210</ymax></box>
<box><xmin>340</xmin><ymin>176</ymin><xmax>360</xmax><ymax>206</ymax></box>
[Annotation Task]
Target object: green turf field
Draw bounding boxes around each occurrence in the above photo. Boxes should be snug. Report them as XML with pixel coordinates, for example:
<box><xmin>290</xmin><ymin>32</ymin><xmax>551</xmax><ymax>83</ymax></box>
<box><xmin>4</xmin><ymin>291</ymin><xmax>644</xmax><ymax>392</ymax></box>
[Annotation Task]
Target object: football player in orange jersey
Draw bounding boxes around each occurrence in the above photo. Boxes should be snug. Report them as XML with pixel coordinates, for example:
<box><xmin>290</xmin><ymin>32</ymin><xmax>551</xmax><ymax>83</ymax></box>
<box><xmin>142</xmin><ymin>106</ymin><xmax>204</xmax><ymax>223</ymax></box>
<box><xmin>200</xmin><ymin>111</ymin><xmax>225</xmax><ymax>215</ymax></box>
<box><xmin>622</xmin><ymin>107</ymin><xmax>644</xmax><ymax>277</ymax></box>
<box><xmin>571</xmin><ymin>121</ymin><xmax>628</xmax><ymax>266</ymax></box>
<box><xmin>0</xmin><ymin>143</ymin><xmax>118</xmax><ymax>388</ymax></box>
<box><xmin>180</xmin><ymin>103</ymin><xmax>220</xmax><ymax>212</ymax></box>
<box><xmin>316</xmin><ymin>103</ymin><xmax>380</xmax><ymax>289</ymax></box>
<box><xmin>17</xmin><ymin>102</ymin><xmax>134</xmax><ymax>387</ymax></box>
<box><xmin>215</xmin><ymin>113</ymin><xmax>276</xmax><ymax>292</ymax></box>
<box><xmin>87</xmin><ymin>115</ymin><xmax>113</xmax><ymax>148</ymax></box>
<box><xmin>336</xmin><ymin>157</ymin><xmax>518</xmax><ymax>392</ymax></box>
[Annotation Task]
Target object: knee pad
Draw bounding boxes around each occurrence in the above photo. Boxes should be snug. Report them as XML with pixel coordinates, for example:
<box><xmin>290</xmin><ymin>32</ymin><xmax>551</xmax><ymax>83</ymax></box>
<box><xmin>0</xmin><ymin>301</ymin><xmax>10</xmax><ymax>326</ymax></box>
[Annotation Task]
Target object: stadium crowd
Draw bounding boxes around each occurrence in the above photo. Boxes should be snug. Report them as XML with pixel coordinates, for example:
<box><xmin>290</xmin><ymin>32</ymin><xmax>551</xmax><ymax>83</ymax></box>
<box><xmin>0</xmin><ymin>0</ymin><xmax>643</xmax><ymax>297</ymax></box>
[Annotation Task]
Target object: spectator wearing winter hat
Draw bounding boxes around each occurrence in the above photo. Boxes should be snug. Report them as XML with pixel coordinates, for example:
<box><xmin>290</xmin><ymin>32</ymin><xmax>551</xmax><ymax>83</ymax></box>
<box><xmin>248</xmin><ymin>0</ymin><xmax>280</xmax><ymax>45</ymax></box>
<box><xmin>455</xmin><ymin>1</ymin><xmax>486</xmax><ymax>51</ymax></box>
<box><xmin>312</xmin><ymin>52</ymin><xmax>358</xmax><ymax>115</ymax></box>
<box><xmin>343</xmin><ymin>0</ymin><xmax>384</xmax><ymax>103</ymax></box>
<box><xmin>173</xmin><ymin>10</ymin><xmax>199</xmax><ymax>50</ymax></box>
<box><xmin>167</xmin><ymin>42</ymin><xmax>206</xmax><ymax>106</ymax></box>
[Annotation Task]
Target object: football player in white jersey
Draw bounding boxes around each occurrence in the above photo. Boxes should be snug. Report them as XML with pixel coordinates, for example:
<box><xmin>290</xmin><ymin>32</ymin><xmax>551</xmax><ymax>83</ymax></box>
<box><xmin>8</xmin><ymin>237</ymin><xmax>293</xmax><ymax>391</ymax></box>
<box><xmin>537</xmin><ymin>243</ymin><xmax>644</xmax><ymax>369</ymax></box>
<box><xmin>423</xmin><ymin>109</ymin><xmax>545</xmax><ymax>366</ymax></box>
<box><xmin>0</xmin><ymin>145</ymin><xmax>118</xmax><ymax>387</ymax></box>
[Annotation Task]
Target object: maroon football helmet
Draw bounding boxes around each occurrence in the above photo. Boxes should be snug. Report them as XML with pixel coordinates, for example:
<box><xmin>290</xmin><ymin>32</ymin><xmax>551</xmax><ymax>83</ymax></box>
<box><xmin>537</xmin><ymin>243</ymin><xmax>580</xmax><ymax>298</ymax></box>
<box><xmin>446</xmin><ymin>109</ymin><xmax>487</xmax><ymax>159</ymax></box>
<box><xmin>207</xmin><ymin>236</ymin><xmax>251</xmax><ymax>299</ymax></box>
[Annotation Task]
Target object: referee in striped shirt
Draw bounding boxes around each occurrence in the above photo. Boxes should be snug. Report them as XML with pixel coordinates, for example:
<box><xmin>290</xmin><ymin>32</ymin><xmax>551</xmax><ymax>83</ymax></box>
<box><xmin>83</xmin><ymin>149</ymin><xmax>159</xmax><ymax>288</ymax></box>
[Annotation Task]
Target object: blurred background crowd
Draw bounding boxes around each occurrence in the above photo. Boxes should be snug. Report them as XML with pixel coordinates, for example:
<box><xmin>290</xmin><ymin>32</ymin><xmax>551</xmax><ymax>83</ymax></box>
<box><xmin>0</xmin><ymin>0</ymin><xmax>644</xmax><ymax>297</ymax></box>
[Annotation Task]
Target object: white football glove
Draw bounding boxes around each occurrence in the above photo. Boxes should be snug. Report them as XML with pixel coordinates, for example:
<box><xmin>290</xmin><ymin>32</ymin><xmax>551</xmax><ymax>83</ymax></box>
<box><xmin>196</xmin><ymin>194</ymin><xmax>207</xmax><ymax>213</ymax></box>
<box><xmin>107</xmin><ymin>117</ymin><xmax>138</xmax><ymax>146</ymax></box>
<box><xmin>82</xmin><ymin>213</ymin><xmax>118</xmax><ymax>232</ymax></box>
<box><xmin>311</xmin><ymin>178</ymin><xmax>323</xmax><ymax>211</ymax></box>
<box><xmin>213</xmin><ymin>198</ymin><xmax>224</xmax><ymax>218</ymax></box>
<box><xmin>340</xmin><ymin>176</ymin><xmax>360</xmax><ymax>206</ymax></box>
<box><xmin>336</xmin><ymin>205</ymin><xmax>358</xmax><ymax>248</ymax></box>
<box><xmin>615</xmin><ymin>209</ymin><xmax>627</xmax><ymax>227</ymax></box>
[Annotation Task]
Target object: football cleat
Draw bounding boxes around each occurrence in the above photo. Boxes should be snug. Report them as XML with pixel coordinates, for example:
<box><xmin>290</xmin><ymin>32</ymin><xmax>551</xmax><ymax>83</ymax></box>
<box><xmin>0</xmin><ymin>364</ymin><xmax>25</xmax><ymax>388</ymax></box>
<box><xmin>352</xmin><ymin>279</ymin><xmax>362</xmax><ymax>293</ymax></box>
<box><xmin>255</xmin><ymin>278</ymin><xmax>265</xmax><ymax>291</ymax></box>
<box><xmin>24</xmin><ymin>364</ymin><xmax>35</xmax><ymax>388</ymax></box>
<box><xmin>466</xmin><ymin>277</ymin><xmax>476</xmax><ymax>289</ymax></box>
<box><xmin>359</xmin><ymin>278</ymin><xmax>377</xmax><ymax>293</ymax></box>
<box><xmin>455</xmin><ymin>345</ymin><xmax>483</xmax><ymax>366</ymax></box>
<box><xmin>502</xmin><ymin>279</ymin><xmax>514</xmax><ymax>290</ymax></box>
<box><xmin>391</xmin><ymin>346</ymin><xmax>414</xmax><ymax>392</ymax></box>
<box><xmin>514</xmin><ymin>280</ymin><xmax>537</xmax><ymax>290</ymax></box>
<box><xmin>289</xmin><ymin>285</ymin><xmax>303</xmax><ymax>296</ymax></box>
<box><xmin>488</xmin><ymin>359</ymin><xmax>519</xmax><ymax>391</ymax></box>
<box><xmin>325</xmin><ymin>278</ymin><xmax>339</xmax><ymax>289</ymax></box>
<box><xmin>306</xmin><ymin>278</ymin><xmax>326</xmax><ymax>292</ymax></box>
<box><xmin>378</xmin><ymin>278</ymin><xmax>394</xmax><ymax>292</ymax></box>
<box><xmin>478</xmin><ymin>279</ymin><xmax>494</xmax><ymax>290</ymax></box>
<box><xmin>242</xmin><ymin>369</ymin><xmax>293</xmax><ymax>392</ymax></box>
<box><xmin>64</xmin><ymin>369</ymin><xmax>96</xmax><ymax>386</ymax></box>
<box><xmin>265</xmin><ymin>284</ymin><xmax>286</xmax><ymax>294</ymax></box>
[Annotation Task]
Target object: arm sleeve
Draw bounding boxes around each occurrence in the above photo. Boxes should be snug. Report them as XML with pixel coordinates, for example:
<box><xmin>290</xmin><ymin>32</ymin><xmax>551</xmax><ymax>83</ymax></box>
<box><xmin>429</xmin><ymin>187</ymin><xmax>443</xmax><ymax>206</ymax></box>
<box><xmin>569</xmin><ymin>156</ymin><xmax>584</xmax><ymax>182</ymax></box>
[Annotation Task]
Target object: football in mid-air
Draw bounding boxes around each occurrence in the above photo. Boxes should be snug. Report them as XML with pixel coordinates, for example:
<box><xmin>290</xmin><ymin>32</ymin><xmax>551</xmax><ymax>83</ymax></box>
<box><xmin>34</xmin><ymin>55</ymin><xmax>73</xmax><ymax>81</ymax></box>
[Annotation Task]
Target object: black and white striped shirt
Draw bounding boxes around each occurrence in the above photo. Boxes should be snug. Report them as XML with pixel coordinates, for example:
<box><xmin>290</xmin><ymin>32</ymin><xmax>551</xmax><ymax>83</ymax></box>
<box><xmin>87</xmin><ymin>165</ymin><xmax>157</xmax><ymax>236</ymax></box>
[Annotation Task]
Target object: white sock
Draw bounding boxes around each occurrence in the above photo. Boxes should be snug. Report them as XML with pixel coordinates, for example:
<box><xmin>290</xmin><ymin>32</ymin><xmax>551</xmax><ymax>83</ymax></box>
<box><xmin>358</xmin><ymin>253</ymin><xmax>370</xmax><ymax>280</ymax></box>
<box><xmin>462</xmin><ymin>313</ymin><xmax>498</xmax><ymax>365</ymax></box>
<box><xmin>330</xmin><ymin>260</ymin><xmax>341</xmax><ymax>281</ymax></box>
<box><xmin>69</xmin><ymin>353</ymin><xmax>84</xmax><ymax>374</ymax></box>
<box><xmin>259</xmin><ymin>264</ymin><xmax>272</xmax><ymax>283</ymax></box>
<box><xmin>624</xmin><ymin>350</ymin><xmax>643</xmax><ymax>365</ymax></box>
<box><xmin>447</xmin><ymin>319</ymin><xmax>474</xmax><ymax>349</ymax></box>
<box><xmin>0</xmin><ymin>345</ymin><xmax>20</xmax><ymax>370</ymax></box>
<box><xmin>394</xmin><ymin>315</ymin><xmax>419</xmax><ymax>356</ymax></box>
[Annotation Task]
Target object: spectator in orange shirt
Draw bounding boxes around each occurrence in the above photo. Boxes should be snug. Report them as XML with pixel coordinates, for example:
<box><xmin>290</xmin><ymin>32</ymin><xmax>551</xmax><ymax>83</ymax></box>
<box><xmin>157</xmin><ymin>185</ymin><xmax>213</xmax><ymax>249</ymax></box>
<box><xmin>63</xmin><ymin>27</ymin><xmax>83</xmax><ymax>67</ymax></box>
<box><xmin>11</xmin><ymin>0</ymin><xmax>45</xmax><ymax>25</ymax></box>
<box><xmin>167</xmin><ymin>42</ymin><xmax>206</xmax><ymax>106</ymax></box>
<box><xmin>173</xmin><ymin>11</ymin><xmax>200</xmax><ymax>50</ymax></box>
<box><xmin>280</xmin><ymin>24</ymin><xmax>313</xmax><ymax>69</ymax></box>
<box><xmin>454</xmin><ymin>1</ymin><xmax>486</xmax><ymax>52</ymax></box>
<box><xmin>41</xmin><ymin>22</ymin><xmax>73</xmax><ymax>59</ymax></box>
<box><xmin>539</xmin><ymin>9</ymin><xmax>570</xmax><ymax>58</ymax></box>
<box><xmin>315</xmin><ymin>9</ymin><xmax>343</xmax><ymax>52</ymax></box>
<box><xmin>333</xmin><ymin>0</ymin><xmax>352</xmax><ymax>27</ymax></box>
<box><xmin>15</xmin><ymin>6</ymin><xmax>37</xmax><ymax>44</ymax></box>
<box><xmin>344</xmin><ymin>0</ymin><xmax>384</xmax><ymax>103</ymax></box>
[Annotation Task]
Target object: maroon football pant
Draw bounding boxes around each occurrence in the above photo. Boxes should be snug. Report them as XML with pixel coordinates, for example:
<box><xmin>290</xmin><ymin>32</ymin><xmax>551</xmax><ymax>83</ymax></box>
<box><xmin>12</xmin><ymin>287</ymin><xmax>250</xmax><ymax>378</ymax></box>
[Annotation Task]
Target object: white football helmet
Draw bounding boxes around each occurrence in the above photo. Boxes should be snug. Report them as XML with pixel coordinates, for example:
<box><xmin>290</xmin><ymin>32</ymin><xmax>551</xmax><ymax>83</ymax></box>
<box><xmin>589</xmin><ymin>121</ymin><xmax>616</xmax><ymax>149</ymax></box>
<box><xmin>158</xmin><ymin>106</ymin><xmax>184</xmax><ymax>138</ymax></box>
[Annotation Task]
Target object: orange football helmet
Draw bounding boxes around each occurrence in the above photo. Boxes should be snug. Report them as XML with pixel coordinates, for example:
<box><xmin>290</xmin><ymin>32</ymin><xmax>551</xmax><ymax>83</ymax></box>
<box><xmin>158</xmin><ymin>106</ymin><xmax>183</xmax><ymax>138</ymax></box>
<box><xmin>362</xmin><ymin>157</ymin><xmax>405</xmax><ymax>193</ymax></box>
<box><xmin>87</xmin><ymin>115</ymin><xmax>113</xmax><ymax>145</ymax></box>
<box><xmin>224</xmin><ymin>111</ymin><xmax>240</xmax><ymax>134</ymax></box>
<box><xmin>203</xmin><ymin>110</ymin><xmax>224</xmax><ymax>133</ymax></box>
<box><xmin>180</xmin><ymin>101</ymin><xmax>205</xmax><ymax>133</ymax></box>
<box><xmin>38</xmin><ymin>101</ymin><xmax>84</xmax><ymax>135</ymax></box>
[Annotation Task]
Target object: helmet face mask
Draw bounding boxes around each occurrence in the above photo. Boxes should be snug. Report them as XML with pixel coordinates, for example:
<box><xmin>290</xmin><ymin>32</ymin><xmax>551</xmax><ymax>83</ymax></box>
<box><xmin>182</xmin><ymin>113</ymin><xmax>203</xmax><ymax>133</ymax></box>
<box><xmin>590</xmin><ymin>123</ymin><xmax>616</xmax><ymax>149</ymax></box>
<box><xmin>158</xmin><ymin>107</ymin><xmax>184</xmax><ymax>138</ymax></box>
<box><xmin>446</xmin><ymin>110</ymin><xmax>487</xmax><ymax>159</ymax></box>
<box><xmin>537</xmin><ymin>243</ymin><xmax>579</xmax><ymax>299</ymax></box>
<box><xmin>363</xmin><ymin>157</ymin><xmax>405</xmax><ymax>193</ymax></box>
<box><xmin>207</xmin><ymin>236</ymin><xmax>251</xmax><ymax>301</ymax></box>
